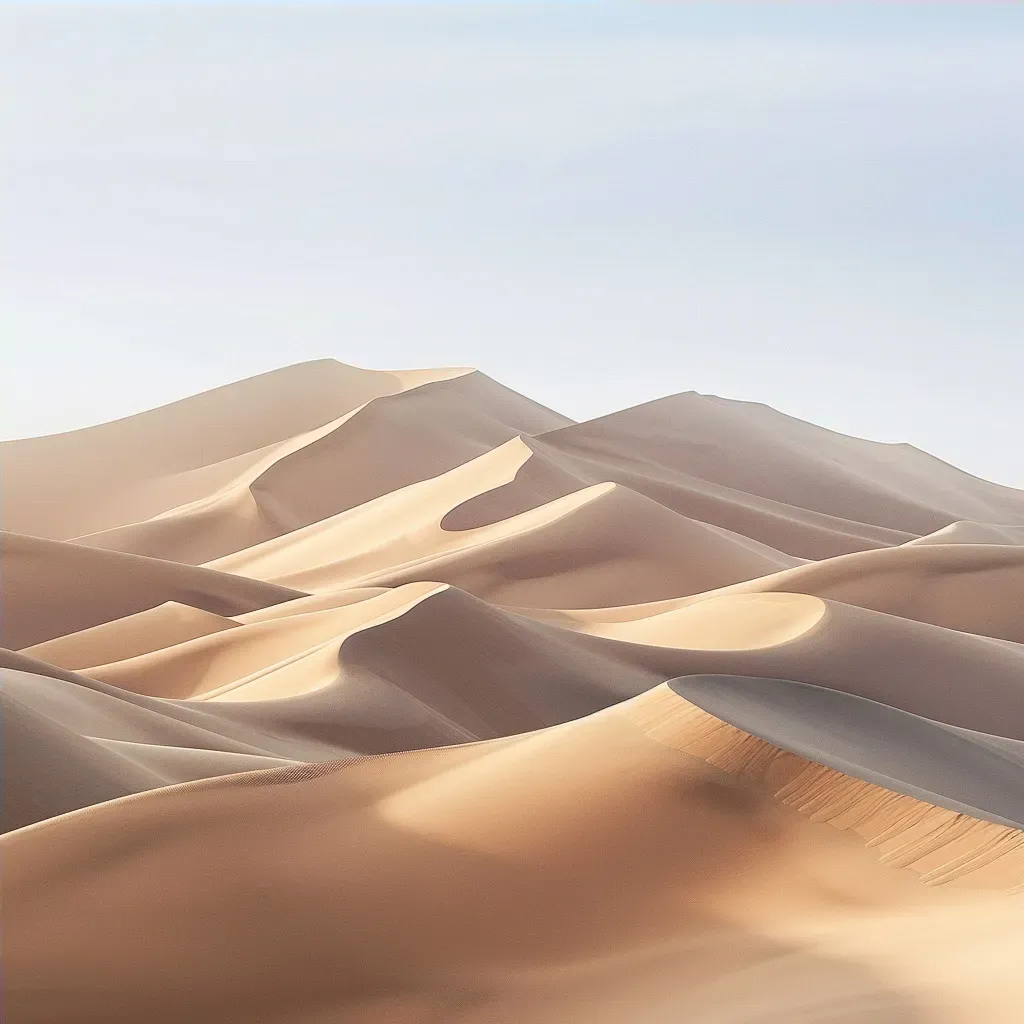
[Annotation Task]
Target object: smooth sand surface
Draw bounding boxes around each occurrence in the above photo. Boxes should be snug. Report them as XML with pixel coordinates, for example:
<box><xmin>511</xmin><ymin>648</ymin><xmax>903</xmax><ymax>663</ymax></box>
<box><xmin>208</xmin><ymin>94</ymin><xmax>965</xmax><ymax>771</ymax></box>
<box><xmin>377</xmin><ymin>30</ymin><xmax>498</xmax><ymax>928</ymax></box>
<box><xmin>5</xmin><ymin>359</ymin><xmax>1024</xmax><ymax>1023</ymax></box>
<box><xmin>695</xmin><ymin>542</ymin><xmax>1024</xmax><ymax>642</ymax></box>
<box><xmin>1</xmin><ymin>531</ymin><xmax>301</xmax><ymax>649</ymax></box>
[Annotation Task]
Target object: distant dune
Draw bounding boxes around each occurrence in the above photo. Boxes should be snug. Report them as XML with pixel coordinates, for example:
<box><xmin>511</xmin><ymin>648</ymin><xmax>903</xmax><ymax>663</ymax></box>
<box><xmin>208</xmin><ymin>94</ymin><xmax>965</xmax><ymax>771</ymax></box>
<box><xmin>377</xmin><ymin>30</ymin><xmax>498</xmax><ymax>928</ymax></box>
<box><xmin>5</xmin><ymin>359</ymin><xmax>1024</xmax><ymax>1023</ymax></box>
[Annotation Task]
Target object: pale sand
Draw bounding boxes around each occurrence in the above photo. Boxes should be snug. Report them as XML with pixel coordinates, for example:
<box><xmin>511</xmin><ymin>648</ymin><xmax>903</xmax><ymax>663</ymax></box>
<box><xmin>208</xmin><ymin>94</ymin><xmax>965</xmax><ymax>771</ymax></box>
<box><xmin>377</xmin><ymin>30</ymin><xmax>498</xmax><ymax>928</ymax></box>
<box><xmin>4</xmin><ymin>359</ymin><xmax>1024</xmax><ymax>1023</ymax></box>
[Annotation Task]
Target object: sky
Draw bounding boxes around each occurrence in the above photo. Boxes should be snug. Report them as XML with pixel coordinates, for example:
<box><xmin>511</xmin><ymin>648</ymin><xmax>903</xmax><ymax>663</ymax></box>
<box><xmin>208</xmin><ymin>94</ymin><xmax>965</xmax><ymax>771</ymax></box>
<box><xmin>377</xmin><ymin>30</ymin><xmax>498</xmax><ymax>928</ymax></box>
<box><xmin>3</xmin><ymin>3</ymin><xmax>1023</xmax><ymax>487</ymax></box>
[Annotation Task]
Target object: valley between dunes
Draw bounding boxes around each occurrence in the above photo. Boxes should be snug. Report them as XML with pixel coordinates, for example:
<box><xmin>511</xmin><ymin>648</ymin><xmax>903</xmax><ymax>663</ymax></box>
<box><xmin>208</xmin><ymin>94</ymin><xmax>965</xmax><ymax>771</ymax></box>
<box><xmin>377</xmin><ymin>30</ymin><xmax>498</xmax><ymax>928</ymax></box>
<box><xmin>4</xmin><ymin>359</ymin><xmax>1024</xmax><ymax>1023</ymax></box>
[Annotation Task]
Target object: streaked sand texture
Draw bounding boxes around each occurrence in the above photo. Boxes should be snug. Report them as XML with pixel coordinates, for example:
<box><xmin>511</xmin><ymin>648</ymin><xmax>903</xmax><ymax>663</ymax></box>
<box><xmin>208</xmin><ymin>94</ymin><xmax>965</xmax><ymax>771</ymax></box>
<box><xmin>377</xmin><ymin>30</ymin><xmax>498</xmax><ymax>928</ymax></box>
<box><xmin>4</xmin><ymin>359</ymin><xmax>1024</xmax><ymax>1022</ymax></box>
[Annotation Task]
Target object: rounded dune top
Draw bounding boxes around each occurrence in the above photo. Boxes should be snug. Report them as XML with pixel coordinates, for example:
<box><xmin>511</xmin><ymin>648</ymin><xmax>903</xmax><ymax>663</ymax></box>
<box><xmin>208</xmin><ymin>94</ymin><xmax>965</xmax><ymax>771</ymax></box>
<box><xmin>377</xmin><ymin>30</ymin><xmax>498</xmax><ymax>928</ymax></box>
<box><xmin>908</xmin><ymin>521</ymin><xmax>1024</xmax><ymax>546</ymax></box>
<box><xmin>583</xmin><ymin>592</ymin><xmax>827</xmax><ymax>650</ymax></box>
<box><xmin>537</xmin><ymin>389</ymin><xmax>1024</xmax><ymax>534</ymax></box>
<box><xmin>0</xmin><ymin>361</ymin><xmax>482</xmax><ymax>541</ymax></box>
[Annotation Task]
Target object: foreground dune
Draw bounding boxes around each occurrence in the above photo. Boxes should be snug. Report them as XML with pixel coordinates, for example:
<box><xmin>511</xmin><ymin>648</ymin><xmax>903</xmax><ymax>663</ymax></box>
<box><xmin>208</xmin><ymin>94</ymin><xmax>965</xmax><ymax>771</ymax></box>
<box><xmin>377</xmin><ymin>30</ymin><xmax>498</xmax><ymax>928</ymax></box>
<box><xmin>4</xmin><ymin>359</ymin><xmax>1024</xmax><ymax>1023</ymax></box>
<box><xmin>7</xmin><ymin>690</ymin><xmax>1024</xmax><ymax>1023</ymax></box>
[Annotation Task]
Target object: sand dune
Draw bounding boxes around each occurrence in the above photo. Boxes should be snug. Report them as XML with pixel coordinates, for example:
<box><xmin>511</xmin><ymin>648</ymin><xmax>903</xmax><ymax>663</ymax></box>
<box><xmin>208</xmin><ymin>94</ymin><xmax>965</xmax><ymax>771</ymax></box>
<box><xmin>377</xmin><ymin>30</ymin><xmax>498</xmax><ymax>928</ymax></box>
<box><xmin>538</xmin><ymin>392</ymin><xmax>1024</xmax><ymax>537</ymax></box>
<box><xmin>908</xmin><ymin>520</ymin><xmax>1024</xmax><ymax>546</ymax></box>
<box><xmin>624</xmin><ymin>684</ymin><xmax>1024</xmax><ymax>891</ymax></box>
<box><xmin>87</xmin><ymin>583</ymin><xmax>445</xmax><ymax>699</ymax></box>
<box><xmin>1</xmin><ymin>531</ymin><xmax>300</xmax><ymax>649</ymax></box>
<box><xmin>69</xmin><ymin>369</ymin><xmax>572</xmax><ymax>564</ymax></box>
<box><xmin>6</xmin><ymin>688</ymin><xmax>1024</xmax><ymax>1023</ymax></box>
<box><xmin>5</xmin><ymin>359</ymin><xmax>1024</xmax><ymax>1023</ymax></box>
<box><xmin>217</xmin><ymin>475</ymin><xmax>797</xmax><ymax>609</ymax></box>
<box><xmin>572</xmin><ymin>541</ymin><xmax>1024</xmax><ymax>643</ymax></box>
<box><xmin>1</xmin><ymin>360</ymin><xmax>425</xmax><ymax>539</ymax></box>
<box><xmin>511</xmin><ymin>591</ymin><xmax>1024</xmax><ymax>735</ymax></box>
<box><xmin>444</xmin><ymin>430</ymin><xmax>918</xmax><ymax>560</ymax></box>
<box><xmin>668</xmin><ymin>675</ymin><xmax>1024</xmax><ymax>829</ymax></box>
<box><xmin>9</xmin><ymin>582</ymin><xmax>1024</xmax><ymax>828</ymax></box>
<box><xmin>24</xmin><ymin>601</ymin><xmax>240</xmax><ymax>671</ymax></box>
<box><xmin>2</xmin><ymin>683</ymin><xmax>295</xmax><ymax>833</ymax></box>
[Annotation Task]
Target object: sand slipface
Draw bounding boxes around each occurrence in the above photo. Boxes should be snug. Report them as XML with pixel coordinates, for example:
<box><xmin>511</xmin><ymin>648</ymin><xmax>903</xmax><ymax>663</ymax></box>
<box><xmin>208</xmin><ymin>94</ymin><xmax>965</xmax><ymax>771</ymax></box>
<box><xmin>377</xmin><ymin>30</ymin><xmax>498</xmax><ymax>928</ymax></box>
<box><xmin>4</xmin><ymin>359</ymin><xmax>1024</xmax><ymax>1023</ymax></box>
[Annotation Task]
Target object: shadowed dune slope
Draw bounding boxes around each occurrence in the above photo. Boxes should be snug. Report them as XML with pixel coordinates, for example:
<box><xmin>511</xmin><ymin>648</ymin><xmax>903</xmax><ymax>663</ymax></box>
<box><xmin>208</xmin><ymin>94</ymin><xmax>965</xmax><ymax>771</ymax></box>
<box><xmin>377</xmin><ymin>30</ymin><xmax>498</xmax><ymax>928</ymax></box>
<box><xmin>85</xmin><ymin>583</ymin><xmax>446</xmax><ymax>700</ymax></box>
<box><xmin>449</xmin><ymin>433</ymin><xmax>916</xmax><ymax>560</ymax></box>
<box><xmin>668</xmin><ymin>675</ymin><xmax>1024</xmax><ymax>829</ymax></box>
<box><xmin>246</xmin><ymin>371</ymin><xmax>572</xmax><ymax>532</ymax></box>
<box><xmin>537</xmin><ymin>392</ymin><xmax>1024</xmax><ymax>538</ymax></box>
<box><xmin>1</xmin><ymin>686</ymin><xmax>295</xmax><ymax>833</ymax></box>
<box><xmin>0</xmin><ymin>532</ymin><xmax>302</xmax><ymax>649</ymax></box>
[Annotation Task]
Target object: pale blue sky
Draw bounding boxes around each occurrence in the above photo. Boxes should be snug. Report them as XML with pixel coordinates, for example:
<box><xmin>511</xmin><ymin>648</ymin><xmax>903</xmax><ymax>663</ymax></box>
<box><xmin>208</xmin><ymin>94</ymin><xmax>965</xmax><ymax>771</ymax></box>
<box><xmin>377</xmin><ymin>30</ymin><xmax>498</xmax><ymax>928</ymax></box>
<box><xmin>3</xmin><ymin>3</ymin><xmax>1022</xmax><ymax>486</ymax></box>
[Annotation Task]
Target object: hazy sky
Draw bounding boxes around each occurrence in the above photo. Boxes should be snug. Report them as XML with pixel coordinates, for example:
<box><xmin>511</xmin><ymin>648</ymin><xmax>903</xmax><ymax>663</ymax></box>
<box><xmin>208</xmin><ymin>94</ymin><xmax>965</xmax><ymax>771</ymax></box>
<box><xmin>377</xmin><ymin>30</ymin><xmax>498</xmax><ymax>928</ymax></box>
<box><xmin>4</xmin><ymin>3</ymin><xmax>1023</xmax><ymax>486</ymax></box>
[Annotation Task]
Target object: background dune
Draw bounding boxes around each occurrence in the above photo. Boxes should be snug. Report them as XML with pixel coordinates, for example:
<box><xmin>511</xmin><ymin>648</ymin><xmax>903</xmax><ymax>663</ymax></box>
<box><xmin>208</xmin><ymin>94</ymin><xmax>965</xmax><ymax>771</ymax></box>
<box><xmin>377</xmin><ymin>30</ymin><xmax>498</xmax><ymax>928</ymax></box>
<box><xmin>4</xmin><ymin>359</ymin><xmax>1024</xmax><ymax>1023</ymax></box>
<box><xmin>1</xmin><ymin>531</ymin><xmax>300</xmax><ymax>649</ymax></box>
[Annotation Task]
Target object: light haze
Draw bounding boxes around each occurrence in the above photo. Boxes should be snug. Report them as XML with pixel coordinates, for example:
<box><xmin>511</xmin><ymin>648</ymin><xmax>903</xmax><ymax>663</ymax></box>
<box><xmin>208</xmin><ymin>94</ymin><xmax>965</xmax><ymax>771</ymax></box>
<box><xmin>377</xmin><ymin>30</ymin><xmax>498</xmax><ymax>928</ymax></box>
<box><xmin>3</xmin><ymin>3</ymin><xmax>1022</xmax><ymax>486</ymax></box>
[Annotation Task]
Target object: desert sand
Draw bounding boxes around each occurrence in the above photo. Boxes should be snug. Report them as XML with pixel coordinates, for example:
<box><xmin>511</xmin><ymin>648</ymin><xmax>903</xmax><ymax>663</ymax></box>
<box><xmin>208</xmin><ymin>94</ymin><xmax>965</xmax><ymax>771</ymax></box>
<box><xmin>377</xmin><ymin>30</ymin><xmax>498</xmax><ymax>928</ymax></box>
<box><xmin>4</xmin><ymin>358</ymin><xmax>1024</xmax><ymax>1023</ymax></box>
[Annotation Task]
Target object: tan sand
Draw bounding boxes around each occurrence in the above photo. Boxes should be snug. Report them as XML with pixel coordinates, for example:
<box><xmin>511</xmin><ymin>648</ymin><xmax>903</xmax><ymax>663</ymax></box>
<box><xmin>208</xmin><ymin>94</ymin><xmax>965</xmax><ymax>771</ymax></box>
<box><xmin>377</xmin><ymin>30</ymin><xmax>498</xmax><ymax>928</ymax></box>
<box><xmin>4</xmin><ymin>359</ymin><xmax>1024</xmax><ymax>1023</ymax></box>
<box><xmin>6</xmin><ymin>694</ymin><xmax>1024</xmax><ymax>1023</ymax></box>
<box><xmin>24</xmin><ymin>601</ymin><xmax>241</xmax><ymax>671</ymax></box>
<box><xmin>0</xmin><ymin>531</ymin><xmax>301</xmax><ymax>649</ymax></box>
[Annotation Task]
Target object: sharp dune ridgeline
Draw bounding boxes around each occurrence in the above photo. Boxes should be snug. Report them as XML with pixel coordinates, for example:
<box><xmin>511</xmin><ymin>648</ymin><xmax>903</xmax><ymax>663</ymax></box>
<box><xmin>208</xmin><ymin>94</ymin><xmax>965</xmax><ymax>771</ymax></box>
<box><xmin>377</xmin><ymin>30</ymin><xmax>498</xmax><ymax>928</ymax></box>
<box><xmin>4</xmin><ymin>358</ymin><xmax>1024</xmax><ymax>1023</ymax></box>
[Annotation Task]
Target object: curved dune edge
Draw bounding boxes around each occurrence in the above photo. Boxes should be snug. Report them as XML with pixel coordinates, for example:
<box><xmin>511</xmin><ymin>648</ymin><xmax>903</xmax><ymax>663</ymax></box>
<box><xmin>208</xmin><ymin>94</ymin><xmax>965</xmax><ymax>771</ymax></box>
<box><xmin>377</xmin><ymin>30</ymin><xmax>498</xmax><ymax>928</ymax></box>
<box><xmin>23</xmin><ymin>601</ymin><xmax>241</xmax><ymax>671</ymax></box>
<box><xmin>1</xmin><ymin>361</ymin><xmax>481</xmax><ymax>543</ymax></box>
<box><xmin>85</xmin><ymin>582</ymin><xmax>447</xmax><ymax>700</ymax></box>
<box><xmin>210</xmin><ymin>437</ymin><xmax>798</xmax><ymax>608</ymax></box>
<box><xmin>517</xmin><ymin>541</ymin><xmax>1024</xmax><ymax>644</ymax></box>
<box><xmin>19</xmin><ymin>581</ymin><xmax>1024</xmax><ymax>742</ymax></box>
<box><xmin>666</xmin><ymin>675</ymin><xmax>1024</xmax><ymax>830</ymax></box>
<box><xmin>534</xmin><ymin>391</ymin><xmax>1024</xmax><ymax>542</ymax></box>
<box><xmin>73</xmin><ymin>370</ymin><xmax>572</xmax><ymax>565</ymax></box>
<box><xmin>717</xmin><ymin>543</ymin><xmax>1024</xmax><ymax>643</ymax></box>
<box><xmin>907</xmin><ymin>521</ymin><xmax>1024</xmax><ymax>546</ymax></box>
<box><xmin>620</xmin><ymin>684</ymin><xmax>1024</xmax><ymax>892</ymax></box>
<box><xmin>1</xmin><ymin>531</ymin><xmax>303</xmax><ymax>650</ymax></box>
<box><xmin>546</xmin><ymin>591</ymin><xmax>829</xmax><ymax>650</ymax></box>
<box><xmin>6</xmin><ymin>687</ymin><xmax>1024</xmax><ymax>1024</ymax></box>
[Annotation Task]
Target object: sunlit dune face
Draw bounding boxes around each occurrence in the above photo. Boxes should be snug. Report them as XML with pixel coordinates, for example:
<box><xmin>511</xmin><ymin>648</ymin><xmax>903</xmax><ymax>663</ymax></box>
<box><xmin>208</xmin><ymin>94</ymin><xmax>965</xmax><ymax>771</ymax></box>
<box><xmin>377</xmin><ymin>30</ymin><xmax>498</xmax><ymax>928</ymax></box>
<box><xmin>376</xmin><ymin>710</ymin><xmax>791</xmax><ymax>909</ymax></box>
<box><xmin>589</xmin><ymin>593</ymin><xmax>827</xmax><ymax>651</ymax></box>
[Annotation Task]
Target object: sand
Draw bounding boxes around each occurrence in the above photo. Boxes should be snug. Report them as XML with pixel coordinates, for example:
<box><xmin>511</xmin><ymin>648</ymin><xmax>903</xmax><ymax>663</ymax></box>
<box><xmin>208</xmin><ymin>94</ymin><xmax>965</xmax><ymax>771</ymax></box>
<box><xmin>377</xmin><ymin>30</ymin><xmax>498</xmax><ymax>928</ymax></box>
<box><xmin>4</xmin><ymin>358</ymin><xmax>1024</xmax><ymax>1023</ymax></box>
<box><xmin>667</xmin><ymin>675</ymin><xmax>1024</xmax><ymax>829</ymax></box>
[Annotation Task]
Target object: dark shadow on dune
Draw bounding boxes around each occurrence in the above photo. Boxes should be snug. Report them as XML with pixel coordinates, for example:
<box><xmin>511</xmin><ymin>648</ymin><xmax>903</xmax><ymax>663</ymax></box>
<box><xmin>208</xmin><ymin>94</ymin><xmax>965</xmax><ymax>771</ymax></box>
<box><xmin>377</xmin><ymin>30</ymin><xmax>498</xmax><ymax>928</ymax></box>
<box><xmin>668</xmin><ymin>674</ymin><xmax>1024</xmax><ymax>829</ymax></box>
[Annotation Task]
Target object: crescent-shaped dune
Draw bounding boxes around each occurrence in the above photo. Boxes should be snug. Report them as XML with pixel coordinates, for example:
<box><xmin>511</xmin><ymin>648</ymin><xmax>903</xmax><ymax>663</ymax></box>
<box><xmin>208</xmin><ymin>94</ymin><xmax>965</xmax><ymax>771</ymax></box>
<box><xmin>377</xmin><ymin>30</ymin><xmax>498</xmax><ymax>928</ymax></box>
<box><xmin>5</xmin><ymin>359</ymin><xmax>1024</xmax><ymax>1022</ymax></box>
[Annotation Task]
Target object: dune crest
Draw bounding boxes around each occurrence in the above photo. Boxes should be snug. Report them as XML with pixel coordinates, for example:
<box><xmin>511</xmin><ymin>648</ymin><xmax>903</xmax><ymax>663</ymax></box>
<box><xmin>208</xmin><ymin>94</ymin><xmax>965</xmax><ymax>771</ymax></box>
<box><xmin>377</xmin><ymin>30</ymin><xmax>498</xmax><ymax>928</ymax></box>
<box><xmin>5</xmin><ymin>360</ymin><xmax>1024</xmax><ymax>1023</ymax></box>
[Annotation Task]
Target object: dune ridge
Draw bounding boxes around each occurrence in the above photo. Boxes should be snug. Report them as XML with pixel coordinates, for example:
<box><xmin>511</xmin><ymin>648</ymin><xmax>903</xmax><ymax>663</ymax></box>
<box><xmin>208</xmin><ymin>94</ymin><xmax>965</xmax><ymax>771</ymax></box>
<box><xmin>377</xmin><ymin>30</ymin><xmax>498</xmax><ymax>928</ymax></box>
<box><xmin>4</xmin><ymin>358</ymin><xmax>1024</xmax><ymax>1023</ymax></box>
